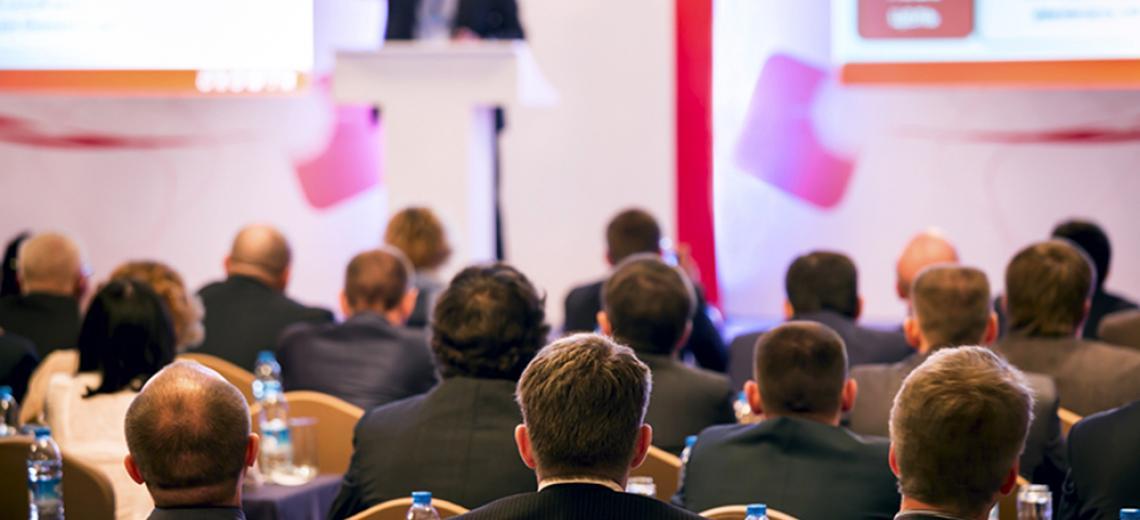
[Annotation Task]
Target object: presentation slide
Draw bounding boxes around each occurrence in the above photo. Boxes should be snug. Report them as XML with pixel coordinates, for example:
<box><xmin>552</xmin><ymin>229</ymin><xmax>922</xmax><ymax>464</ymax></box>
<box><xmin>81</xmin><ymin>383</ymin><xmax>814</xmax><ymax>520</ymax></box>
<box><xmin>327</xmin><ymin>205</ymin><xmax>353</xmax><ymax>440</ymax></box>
<box><xmin>833</xmin><ymin>0</ymin><xmax>1140</xmax><ymax>85</ymax></box>
<box><xmin>0</xmin><ymin>0</ymin><xmax>313</xmax><ymax>94</ymax></box>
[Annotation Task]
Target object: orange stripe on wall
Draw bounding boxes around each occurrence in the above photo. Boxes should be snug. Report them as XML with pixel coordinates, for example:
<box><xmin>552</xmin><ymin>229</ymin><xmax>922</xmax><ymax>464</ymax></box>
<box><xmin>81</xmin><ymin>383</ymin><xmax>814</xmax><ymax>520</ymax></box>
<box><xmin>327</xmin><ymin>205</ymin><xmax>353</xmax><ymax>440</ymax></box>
<box><xmin>0</xmin><ymin>70</ymin><xmax>308</xmax><ymax>95</ymax></box>
<box><xmin>841</xmin><ymin>59</ymin><xmax>1140</xmax><ymax>88</ymax></box>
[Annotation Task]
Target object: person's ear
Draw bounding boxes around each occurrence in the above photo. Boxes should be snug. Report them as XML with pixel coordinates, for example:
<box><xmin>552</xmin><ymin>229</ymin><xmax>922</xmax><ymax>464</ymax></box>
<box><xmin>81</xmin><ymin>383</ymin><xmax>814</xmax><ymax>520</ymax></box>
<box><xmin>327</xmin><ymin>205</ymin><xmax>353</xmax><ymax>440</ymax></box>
<box><xmin>74</xmin><ymin>271</ymin><xmax>89</xmax><ymax>300</ymax></box>
<box><xmin>224</xmin><ymin>256</ymin><xmax>234</xmax><ymax>275</ymax></box>
<box><xmin>998</xmin><ymin>464</ymin><xmax>1020</xmax><ymax>495</ymax></box>
<box><xmin>745</xmin><ymin>380</ymin><xmax>764</xmax><ymax>416</ymax></box>
<box><xmin>903</xmin><ymin>316</ymin><xmax>922</xmax><ymax>350</ymax></box>
<box><xmin>841</xmin><ymin>378</ymin><xmax>858</xmax><ymax>413</ymax></box>
<box><xmin>244</xmin><ymin>433</ymin><xmax>260</xmax><ymax>471</ymax></box>
<box><xmin>399</xmin><ymin>288</ymin><xmax>420</xmax><ymax>322</ymax></box>
<box><xmin>597</xmin><ymin>311</ymin><xmax>613</xmax><ymax>336</ymax></box>
<box><xmin>855</xmin><ymin>296</ymin><xmax>864</xmax><ymax>320</ymax></box>
<box><xmin>514</xmin><ymin>425</ymin><xmax>537</xmax><ymax>470</ymax></box>
<box><xmin>888</xmin><ymin>445</ymin><xmax>900</xmax><ymax>478</ymax></box>
<box><xmin>783</xmin><ymin>301</ymin><xmax>795</xmax><ymax>320</ymax></box>
<box><xmin>124</xmin><ymin>455</ymin><xmax>145</xmax><ymax>485</ymax></box>
<box><xmin>605</xmin><ymin>252</ymin><xmax>615</xmax><ymax>267</ymax></box>
<box><xmin>339</xmin><ymin>291</ymin><xmax>352</xmax><ymax>318</ymax></box>
<box><xmin>983</xmin><ymin>312</ymin><xmax>999</xmax><ymax>345</ymax></box>
<box><xmin>1077</xmin><ymin>299</ymin><xmax>1092</xmax><ymax>335</ymax></box>
<box><xmin>674</xmin><ymin>321</ymin><xmax>693</xmax><ymax>354</ymax></box>
<box><xmin>629</xmin><ymin>424</ymin><xmax>653</xmax><ymax>470</ymax></box>
<box><xmin>999</xmin><ymin>294</ymin><xmax>1008</xmax><ymax>315</ymax></box>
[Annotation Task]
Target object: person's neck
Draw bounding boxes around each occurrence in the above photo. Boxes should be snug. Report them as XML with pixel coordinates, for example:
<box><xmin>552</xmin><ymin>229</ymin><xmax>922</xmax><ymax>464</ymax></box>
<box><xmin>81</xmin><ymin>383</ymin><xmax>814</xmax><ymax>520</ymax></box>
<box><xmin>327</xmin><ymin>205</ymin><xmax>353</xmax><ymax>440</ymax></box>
<box><xmin>765</xmin><ymin>410</ymin><xmax>842</xmax><ymax>427</ymax></box>
<box><xmin>20</xmin><ymin>285</ymin><xmax>74</xmax><ymax>298</ymax></box>
<box><xmin>536</xmin><ymin>470</ymin><xmax>626</xmax><ymax>490</ymax></box>
<box><xmin>227</xmin><ymin>268</ymin><xmax>281</xmax><ymax>292</ymax></box>
<box><xmin>899</xmin><ymin>496</ymin><xmax>984</xmax><ymax>520</ymax></box>
<box><xmin>350</xmin><ymin>307</ymin><xmax>405</xmax><ymax>325</ymax></box>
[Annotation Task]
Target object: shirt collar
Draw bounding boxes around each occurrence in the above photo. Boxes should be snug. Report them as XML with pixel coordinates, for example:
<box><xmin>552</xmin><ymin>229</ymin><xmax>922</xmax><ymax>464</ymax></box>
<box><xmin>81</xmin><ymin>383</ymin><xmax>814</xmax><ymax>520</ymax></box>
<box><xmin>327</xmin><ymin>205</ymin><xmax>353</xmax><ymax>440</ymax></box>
<box><xmin>895</xmin><ymin>510</ymin><xmax>973</xmax><ymax>520</ymax></box>
<box><xmin>538</xmin><ymin>477</ymin><xmax>624</xmax><ymax>493</ymax></box>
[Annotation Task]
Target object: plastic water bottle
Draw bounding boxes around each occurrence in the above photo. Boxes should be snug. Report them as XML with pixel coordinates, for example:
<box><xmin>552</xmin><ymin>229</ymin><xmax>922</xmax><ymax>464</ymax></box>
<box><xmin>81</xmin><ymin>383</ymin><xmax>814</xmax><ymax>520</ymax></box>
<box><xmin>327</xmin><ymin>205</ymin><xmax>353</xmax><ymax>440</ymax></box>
<box><xmin>734</xmin><ymin>391</ymin><xmax>756</xmax><ymax>423</ymax></box>
<box><xmin>257</xmin><ymin>380</ymin><xmax>293</xmax><ymax>483</ymax></box>
<box><xmin>407</xmin><ymin>491</ymin><xmax>440</xmax><ymax>520</ymax></box>
<box><xmin>252</xmin><ymin>350</ymin><xmax>281</xmax><ymax>402</ymax></box>
<box><xmin>0</xmin><ymin>386</ymin><xmax>19</xmax><ymax>436</ymax></box>
<box><xmin>27</xmin><ymin>426</ymin><xmax>64</xmax><ymax>520</ymax></box>
<box><xmin>679</xmin><ymin>435</ymin><xmax>697</xmax><ymax>483</ymax></box>
<box><xmin>625</xmin><ymin>476</ymin><xmax>656</xmax><ymax>497</ymax></box>
<box><xmin>1018</xmin><ymin>484</ymin><xmax>1052</xmax><ymax>519</ymax></box>
<box><xmin>1121</xmin><ymin>509</ymin><xmax>1140</xmax><ymax>520</ymax></box>
<box><xmin>745</xmin><ymin>503</ymin><xmax>768</xmax><ymax>520</ymax></box>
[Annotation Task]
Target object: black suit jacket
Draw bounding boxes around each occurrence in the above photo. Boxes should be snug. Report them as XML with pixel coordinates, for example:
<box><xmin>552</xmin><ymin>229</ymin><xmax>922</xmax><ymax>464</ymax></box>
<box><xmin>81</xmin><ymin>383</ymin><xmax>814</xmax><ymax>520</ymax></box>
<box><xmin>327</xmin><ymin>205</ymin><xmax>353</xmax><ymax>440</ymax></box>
<box><xmin>1084</xmin><ymin>289</ymin><xmax>1137</xmax><ymax>341</ymax></box>
<box><xmin>328</xmin><ymin>377</ymin><xmax>535</xmax><ymax>518</ymax></box>
<box><xmin>727</xmin><ymin>311</ymin><xmax>913</xmax><ymax>391</ymax></box>
<box><xmin>195</xmin><ymin>275</ymin><xmax>333</xmax><ymax>371</ymax></box>
<box><xmin>565</xmin><ymin>281</ymin><xmax>728</xmax><ymax>372</ymax></box>
<box><xmin>277</xmin><ymin>312</ymin><xmax>438</xmax><ymax>411</ymax></box>
<box><xmin>1059</xmin><ymin>400</ymin><xmax>1140</xmax><ymax>520</ymax></box>
<box><xmin>0</xmin><ymin>332</ymin><xmax>37</xmax><ymax>402</ymax></box>
<box><xmin>0</xmin><ymin>293</ymin><xmax>80</xmax><ymax>358</ymax></box>
<box><xmin>460</xmin><ymin>483</ymin><xmax>703</xmax><ymax>520</ymax></box>
<box><xmin>996</xmin><ymin>334</ymin><xmax>1140</xmax><ymax>416</ymax></box>
<box><xmin>847</xmin><ymin>353</ymin><xmax>1068</xmax><ymax>493</ymax></box>
<box><xmin>148</xmin><ymin>507</ymin><xmax>246</xmax><ymax>520</ymax></box>
<box><xmin>639</xmin><ymin>354</ymin><xmax>735</xmax><ymax>455</ymax></box>
<box><xmin>673</xmin><ymin>417</ymin><xmax>900</xmax><ymax>518</ymax></box>
<box><xmin>386</xmin><ymin>0</ymin><xmax>524</xmax><ymax>40</ymax></box>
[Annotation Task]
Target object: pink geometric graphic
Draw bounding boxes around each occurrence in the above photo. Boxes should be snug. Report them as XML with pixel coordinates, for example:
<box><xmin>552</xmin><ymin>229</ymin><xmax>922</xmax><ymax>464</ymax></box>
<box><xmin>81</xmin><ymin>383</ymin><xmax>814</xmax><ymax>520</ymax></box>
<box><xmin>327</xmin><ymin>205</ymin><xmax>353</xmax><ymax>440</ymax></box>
<box><xmin>295</xmin><ymin>103</ymin><xmax>382</xmax><ymax>209</ymax></box>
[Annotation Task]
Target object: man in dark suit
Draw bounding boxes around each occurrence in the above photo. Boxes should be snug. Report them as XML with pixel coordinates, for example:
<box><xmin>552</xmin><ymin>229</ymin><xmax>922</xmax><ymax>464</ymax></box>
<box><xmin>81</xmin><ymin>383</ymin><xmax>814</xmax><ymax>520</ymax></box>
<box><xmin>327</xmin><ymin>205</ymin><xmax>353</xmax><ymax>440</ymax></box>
<box><xmin>565</xmin><ymin>209</ymin><xmax>727</xmax><ymax>372</ymax></box>
<box><xmin>996</xmin><ymin>240</ymin><xmax>1140</xmax><ymax>416</ymax></box>
<box><xmin>848</xmin><ymin>265</ymin><xmax>1067</xmax><ymax>493</ymax></box>
<box><xmin>125</xmin><ymin>362</ymin><xmax>259</xmax><ymax>520</ymax></box>
<box><xmin>1052</xmin><ymin>219</ymin><xmax>1137</xmax><ymax>340</ymax></box>
<box><xmin>329</xmin><ymin>264</ymin><xmax>549</xmax><ymax>517</ymax></box>
<box><xmin>1059</xmin><ymin>400</ymin><xmax>1140</xmax><ymax>519</ymax></box>
<box><xmin>598</xmin><ymin>254</ymin><xmax>734</xmax><ymax>455</ymax></box>
<box><xmin>727</xmin><ymin>251</ymin><xmax>912</xmax><ymax>391</ymax></box>
<box><xmin>1098</xmin><ymin>309</ymin><xmax>1140</xmax><ymax>351</ymax></box>
<box><xmin>890</xmin><ymin>347</ymin><xmax>1033</xmax><ymax>520</ymax></box>
<box><xmin>460</xmin><ymin>334</ymin><xmax>702</xmax><ymax>520</ymax></box>
<box><xmin>0</xmin><ymin>330</ymin><xmax>37</xmax><ymax>402</ymax></box>
<box><xmin>277</xmin><ymin>248</ymin><xmax>438</xmax><ymax>411</ymax></box>
<box><xmin>386</xmin><ymin>0</ymin><xmax>525</xmax><ymax>41</ymax></box>
<box><xmin>0</xmin><ymin>232</ymin><xmax>86</xmax><ymax>358</ymax></box>
<box><xmin>675</xmin><ymin>322</ymin><xmax>900</xmax><ymax>518</ymax></box>
<box><xmin>196</xmin><ymin>225</ymin><xmax>333</xmax><ymax>370</ymax></box>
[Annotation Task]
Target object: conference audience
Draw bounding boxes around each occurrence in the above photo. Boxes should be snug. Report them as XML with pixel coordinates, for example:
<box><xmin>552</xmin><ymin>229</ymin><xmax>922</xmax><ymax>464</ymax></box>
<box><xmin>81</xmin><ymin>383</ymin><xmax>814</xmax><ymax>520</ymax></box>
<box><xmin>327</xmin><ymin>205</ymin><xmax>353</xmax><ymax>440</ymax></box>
<box><xmin>1098</xmin><ymin>309</ymin><xmax>1140</xmax><ymax>351</ymax></box>
<box><xmin>675</xmin><ymin>322</ymin><xmax>900</xmax><ymax>518</ymax></box>
<box><xmin>1051</xmin><ymin>219</ymin><xmax>1137</xmax><ymax>339</ymax></box>
<box><xmin>565</xmin><ymin>208</ymin><xmax>727</xmax><ymax>372</ymax></box>
<box><xmin>728</xmin><ymin>251</ymin><xmax>911</xmax><ymax>390</ymax></box>
<box><xmin>45</xmin><ymin>278</ymin><xmax>176</xmax><ymax>520</ymax></box>
<box><xmin>890</xmin><ymin>347</ymin><xmax>1033</xmax><ymax>520</ymax></box>
<box><xmin>1059</xmin><ymin>400</ymin><xmax>1140</xmax><ymax>519</ymax></box>
<box><xmin>847</xmin><ymin>265</ymin><xmax>1067</xmax><ymax>492</ymax></box>
<box><xmin>0</xmin><ymin>231</ymin><xmax>87</xmax><ymax>358</ymax></box>
<box><xmin>0</xmin><ymin>231</ymin><xmax>29</xmax><ymax>297</ymax></box>
<box><xmin>460</xmin><ymin>334</ymin><xmax>702</xmax><ymax>519</ymax></box>
<box><xmin>894</xmin><ymin>230</ymin><xmax>958</xmax><ymax>306</ymax></box>
<box><xmin>383</xmin><ymin>207</ymin><xmax>452</xmax><ymax>328</ymax></box>
<box><xmin>995</xmin><ymin>240</ymin><xmax>1140</xmax><ymax>415</ymax></box>
<box><xmin>0</xmin><ymin>329</ymin><xmax>36</xmax><ymax>402</ymax></box>
<box><xmin>196</xmin><ymin>224</ymin><xmax>333</xmax><ymax>370</ymax></box>
<box><xmin>329</xmin><ymin>264</ymin><xmax>549</xmax><ymax>517</ymax></box>
<box><xmin>124</xmin><ymin>362</ymin><xmax>258</xmax><ymax>520</ymax></box>
<box><xmin>277</xmin><ymin>248</ymin><xmax>437</xmax><ymax>411</ymax></box>
<box><xmin>598</xmin><ymin>254</ymin><xmax>734</xmax><ymax>455</ymax></box>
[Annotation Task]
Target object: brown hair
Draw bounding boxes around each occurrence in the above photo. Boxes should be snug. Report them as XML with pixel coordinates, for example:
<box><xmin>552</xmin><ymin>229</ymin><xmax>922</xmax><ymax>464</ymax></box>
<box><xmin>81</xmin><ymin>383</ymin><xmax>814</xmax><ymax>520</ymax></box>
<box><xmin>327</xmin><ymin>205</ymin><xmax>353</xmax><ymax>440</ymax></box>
<box><xmin>112</xmin><ymin>260</ymin><xmax>204</xmax><ymax>350</ymax></box>
<box><xmin>911</xmin><ymin>265</ymin><xmax>991</xmax><ymax>350</ymax></box>
<box><xmin>384</xmin><ymin>207</ymin><xmax>452</xmax><ymax>271</ymax></box>
<box><xmin>602</xmin><ymin>254</ymin><xmax>695</xmax><ymax>355</ymax></box>
<box><xmin>517</xmin><ymin>333</ymin><xmax>651</xmax><ymax>481</ymax></box>
<box><xmin>754</xmin><ymin>322</ymin><xmax>848</xmax><ymax>417</ymax></box>
<box><xmin>605</xmin><ymin>209</ymin><xmax>661</xmax><ymax>265</ymax></box>
<box><xmin>785</xmin><ymin>251</ymin><xmax>859</xmax><ymax>319</ymax></box>
<box><xmin>344</xmin><ymin>248</ymin><xmax>412</xmax><ymax>312</ymax></box>
<box><xmin>1005</xmin><ymin>240</ymin><xmax>1093</xmax><ymax>337</ymax></box>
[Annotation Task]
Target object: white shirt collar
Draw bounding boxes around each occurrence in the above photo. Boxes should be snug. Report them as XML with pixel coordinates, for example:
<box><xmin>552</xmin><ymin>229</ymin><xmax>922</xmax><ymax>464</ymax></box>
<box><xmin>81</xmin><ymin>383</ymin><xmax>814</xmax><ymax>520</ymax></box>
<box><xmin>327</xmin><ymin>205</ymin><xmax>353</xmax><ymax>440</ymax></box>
<box><xmin>538</xmin><ymin>477</ymin><xmax>624</xmax><ymax>493</ymax></box>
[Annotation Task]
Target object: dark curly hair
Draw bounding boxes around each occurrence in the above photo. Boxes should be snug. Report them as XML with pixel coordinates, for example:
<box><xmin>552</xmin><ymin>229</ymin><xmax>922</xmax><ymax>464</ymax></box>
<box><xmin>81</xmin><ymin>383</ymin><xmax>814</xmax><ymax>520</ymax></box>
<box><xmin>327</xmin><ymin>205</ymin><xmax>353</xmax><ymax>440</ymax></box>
<box><xmin>430</xmin><ymin>264</ymin><xmax>550</xmax><ymax>381</ymax></box>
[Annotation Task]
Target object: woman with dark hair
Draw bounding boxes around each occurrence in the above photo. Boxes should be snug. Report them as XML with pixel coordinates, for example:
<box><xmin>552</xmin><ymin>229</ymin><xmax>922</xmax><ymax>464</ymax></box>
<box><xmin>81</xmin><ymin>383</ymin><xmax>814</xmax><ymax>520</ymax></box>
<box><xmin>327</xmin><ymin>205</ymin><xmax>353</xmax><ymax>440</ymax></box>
<box><xmin>45</xmin><ymin>278</ymin><xmax>176</xmax><ymax>520</ymax></box>
<box><xmin>0</xmin><ymin>231</ymin><xmax>30</xmax><ymax>298</ymax></box>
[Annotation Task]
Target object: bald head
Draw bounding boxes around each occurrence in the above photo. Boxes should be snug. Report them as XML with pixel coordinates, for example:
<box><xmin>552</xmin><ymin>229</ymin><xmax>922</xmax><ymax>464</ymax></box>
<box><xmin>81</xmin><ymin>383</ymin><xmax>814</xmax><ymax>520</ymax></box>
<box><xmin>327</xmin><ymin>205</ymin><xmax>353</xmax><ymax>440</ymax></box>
<box><xmin>896</xmin><ymin>230</ymin><xmax>959</xmax><ymax>301</ymax></box>
<box><xmin>18</xmin><ymin>232</ymin><xmax>85</xmax><ymax>296</ymax></box>
<box><xmin>124</xmin><ymin>361</ymin><xmax>254</xmax><ymax>508</ymax></box>
<box><xmin>226</xmin><ymin>224</ymin><xmax>291</xmax><ymax>290</ymax></box>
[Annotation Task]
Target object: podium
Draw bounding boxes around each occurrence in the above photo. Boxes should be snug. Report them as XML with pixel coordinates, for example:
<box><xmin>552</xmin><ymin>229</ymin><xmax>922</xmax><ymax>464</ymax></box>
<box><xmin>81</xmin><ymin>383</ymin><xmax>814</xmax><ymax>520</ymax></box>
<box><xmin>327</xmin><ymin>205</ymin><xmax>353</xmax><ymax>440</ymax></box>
<box><xmin>334</xmin><ymin>41</ymin><xmax>556</xmax><ymax>273</ymax></box>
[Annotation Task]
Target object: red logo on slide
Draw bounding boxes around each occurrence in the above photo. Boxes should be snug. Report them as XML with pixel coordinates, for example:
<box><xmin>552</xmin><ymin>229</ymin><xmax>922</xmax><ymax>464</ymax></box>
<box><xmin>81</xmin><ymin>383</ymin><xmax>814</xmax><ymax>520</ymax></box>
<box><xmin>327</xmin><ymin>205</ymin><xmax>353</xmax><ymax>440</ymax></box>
<box><xmin>858</xmin><ymin>0</ymin><xmax>974</xmax><ymax>39</ymax></box>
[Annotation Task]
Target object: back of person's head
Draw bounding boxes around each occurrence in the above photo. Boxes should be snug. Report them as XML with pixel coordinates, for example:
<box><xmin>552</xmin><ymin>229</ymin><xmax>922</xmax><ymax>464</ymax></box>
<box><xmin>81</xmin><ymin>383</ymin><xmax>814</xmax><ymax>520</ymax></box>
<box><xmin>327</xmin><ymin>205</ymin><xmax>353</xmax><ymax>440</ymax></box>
<box><xmin>225</xmin><ymin>224</ymin><xmax>292</xmax><ymax>290</ymax></box>
<box><xmin>909</xmin><ymin>265</ymin><xmax>992</xmax><ymax>351</ymax></box>
<box><xmin>77</xmin><ymin>278</ymin><xmax>176</xmax><ymax>397</ymax></box>
<box><xmin>889</xmin><ymin>346</ymin><xmax>1033</xmax><ymax>519</ymax></box>
<box><xmin>1005</xmin><ymin>240</ymin><xmax>1093</xmax><ymax>338</ymax></box>
<box><xmin>431</xmin><ymin>264</ymin><xmax>550</xmax><ymax>381</ymax></box>
<box><xmin>785</xmin><ymin>251</ymin><xmax>859</xmax><ymax>319</ymax></box>
<box><xmin>752</xmin><ymin>322</ymin><xmax>850</xmax><ymax>420</ymax></box>
<box><xmin>111</xmin><ymin>261</ymin><xmax>204</xmax><ymax>351</ymax></box>
<box><xmin>516</xmin><ymin>334</ymin><xmax>652</xmax><ymax>483</ymax></box>
<box><xmin>605</xmin><ymin>209</ymin><xmax>661</xmax><ymax>265</ymax></box>
<box><xmin>384</xmin><ymin>207</ymin><xmax>452</xmax><ymax>272</ymax></box>
<box><xmin>125</xmin><ymin>361</ymin><xmax>254</xmax><ymax>508</ymax></box>
<box><xmin>17</xmin><ymin>231</ymin><xmax>85</xmax><ymax>297</ymax></box>
<box><xmin>1051</xmin><ymin>219</ymin><xmax>1110</xmax><ymax>291</ymax></box>
<box><xmin>342</xmin><ymin>248</ymin><xmax>415</xmax><ymax>317</ymax></box>
<box><xmin>896</xmin><ymin>230</ymin><xmax>959</xmax><ymax>300</ymax></box>
<box><xmin>601</xmin><ymin>254</ymin><xmax>695</xmax><ymax>356</ymax></box>
<box><xmin>1</xmin><ymin>231</ymin><xmax>30</xmax><ymax>298</ymax></box>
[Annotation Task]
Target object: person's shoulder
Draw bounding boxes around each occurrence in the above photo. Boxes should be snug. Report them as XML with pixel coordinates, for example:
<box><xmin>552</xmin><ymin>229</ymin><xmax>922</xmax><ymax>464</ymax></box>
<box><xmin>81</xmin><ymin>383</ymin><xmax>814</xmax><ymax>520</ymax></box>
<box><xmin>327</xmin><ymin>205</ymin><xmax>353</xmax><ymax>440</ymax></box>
<box><xmin>729</xmin><ymin>330</ymin><xmax>763</xmax><ymax>349</ymax></box>
<box><xmin>1077</xmin><ymin>339</ymin><xmax>1140</xmax><ymax>367</ymax></box>
<box><xmin>458</xmin><ymin>491</ymin><xmax>540</xmax><ymax>519</ymax></box>
<box><xmin>673</xmin><ymin>361</ymin><xmax>731</xmax><ymax>390</ymax></box>
<box><xmin>195</xmin><ymin>278</ymin><xmax>229</xmax><ymax>298</ymax></box>
<box><xmin>357</xmin><ymin>391</ymin><xmax>432</xmax><ymax>429</ymax></box>
<box><xmin>565</xmin><ymin>281</ymin><xmax>603</xmax><ymax>304</ymax></box>
<box><xmin>695</xmin><ymin>422</ymin><xmax>752</xmax><ymax>446</ymax></box>
<box><xmin>0</xmin><ymin>332</ymin><xmax>36</xmax><ymax>356</ymax></box>
<box><xmin>1072</xmin><ymin>400</ymin><xmax>1140</xmax><ymax>443</ymax></box>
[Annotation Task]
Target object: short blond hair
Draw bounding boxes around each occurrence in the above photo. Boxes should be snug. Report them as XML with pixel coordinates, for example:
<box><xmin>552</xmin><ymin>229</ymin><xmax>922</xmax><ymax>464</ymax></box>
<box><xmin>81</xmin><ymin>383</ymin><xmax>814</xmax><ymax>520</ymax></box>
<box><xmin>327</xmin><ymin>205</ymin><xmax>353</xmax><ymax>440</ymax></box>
<box><xmin>384</xmin><ymin>207</ymin><xmax>451</xmax><ymax>271</ymax></box>
<box><xmin>890</xmin><ymin>347</ymin><xmax>1033</xmax><ymax>519</ymax></box>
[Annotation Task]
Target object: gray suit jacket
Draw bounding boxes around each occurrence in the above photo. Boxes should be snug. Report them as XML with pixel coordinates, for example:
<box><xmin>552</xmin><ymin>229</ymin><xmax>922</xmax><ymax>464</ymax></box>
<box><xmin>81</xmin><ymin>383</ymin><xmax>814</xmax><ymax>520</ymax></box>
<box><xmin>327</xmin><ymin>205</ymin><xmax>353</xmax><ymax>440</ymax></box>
<box><xmin>996</xmin><ymin>335</ymin><xmax>1140</xmax><ymax>416</ymax></box>
<box><xmin>847</xmin><ymin>352</ymin><xmax>1067</xmax><ymax>491</ymax></box>
<box><xmin>1098</xmin><ymin>310</ymin><xmax>1140</xmax><ymax>351</ymax></box>
<box><xmin>639</xmin><ymin>354</ymin><xmax>735</xmax><ymax>455</ymax></box>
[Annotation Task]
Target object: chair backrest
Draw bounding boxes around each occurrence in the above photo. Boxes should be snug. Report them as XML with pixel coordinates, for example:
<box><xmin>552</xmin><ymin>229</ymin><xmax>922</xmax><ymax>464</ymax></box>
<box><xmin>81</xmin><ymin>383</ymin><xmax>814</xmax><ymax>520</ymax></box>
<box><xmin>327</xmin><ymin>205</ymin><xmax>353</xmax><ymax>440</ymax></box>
<box><xmin>1058</xmin><ymin>408</ymin><xmax>1082</xmax><ymax>438</ymax></box>
<box><xmin>0</xmin><ymin>437</ymin><xmax>117</xmax><ymax>520</ymax></box>
<box><xmin>250</xmin><ymin>390</ymin><xmax>364</xmax><ymax>475</ymax></box>
<box><xmin>347</xmin><ymin>496</ymin><xmax>469</xmax><ymax>520</ymax></box>
<box><xmin>177</xmin><ymin>353</ymin><xmax>256</xmax><ymax>404</ymax></box>
<box><xmin>700</xmin><ymin>504</ymin><xmax>798</xmax><ymax>520</ymax></box>
<box><xmin>630</xmin><ymin>445</ymin><xmax>681</xmax><ymax>502</ymax></box>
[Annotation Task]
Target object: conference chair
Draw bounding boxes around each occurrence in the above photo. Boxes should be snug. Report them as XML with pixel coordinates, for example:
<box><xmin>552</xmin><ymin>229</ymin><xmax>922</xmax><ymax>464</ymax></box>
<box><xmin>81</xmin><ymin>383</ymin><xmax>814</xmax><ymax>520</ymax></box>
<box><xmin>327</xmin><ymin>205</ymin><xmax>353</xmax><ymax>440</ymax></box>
<box><xmin>347</xmin><ymin>496</ymin><xmax>468</xmax><ymax>520</ymax></box>
<box><xmin>630</xmin><ymin>445</ymin><xmax>682</xmax><ymax>502</ymax></box>
<box><xmin>995</xmin><ymin>476</ymin><xmax>1031</xmax><ymax>520</ymax></box>
<box><xmin>1058</xmin><ymin>408</ymin><xmax>1082</xmax><ymax>438</ymax></box>
<box><xmin>250</xmin><ymin>390</ymin><xmax>364</xmax><ymax>475</ymax></box>
<box><xmin>700</xmin><ymin>504</ymin><xmax>797</xmax><ymax>520</ymax></box>
<box><xmin>177</xmin><ymin>352</ymin><xmax>257</xmax><ymax>404</ymax></box>
<box><xmin>0</xmin><ymin>437</ymin><xmax>116</xmax><ymax>520</ymax></box>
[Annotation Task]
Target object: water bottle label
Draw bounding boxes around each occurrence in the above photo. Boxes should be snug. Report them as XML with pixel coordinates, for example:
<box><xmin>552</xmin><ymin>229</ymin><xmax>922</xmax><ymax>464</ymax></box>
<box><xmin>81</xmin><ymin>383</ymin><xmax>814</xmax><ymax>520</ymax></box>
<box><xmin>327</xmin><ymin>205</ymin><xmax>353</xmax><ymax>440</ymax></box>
<box><xmin>262</xmin><ymin>425</ymin><xmax>291</xmax><ymax>452</ymax></box>
<box><xmin>29</xmin><ymin>477</ymin><xmax>62</xmax><ymax>502</ymax></box>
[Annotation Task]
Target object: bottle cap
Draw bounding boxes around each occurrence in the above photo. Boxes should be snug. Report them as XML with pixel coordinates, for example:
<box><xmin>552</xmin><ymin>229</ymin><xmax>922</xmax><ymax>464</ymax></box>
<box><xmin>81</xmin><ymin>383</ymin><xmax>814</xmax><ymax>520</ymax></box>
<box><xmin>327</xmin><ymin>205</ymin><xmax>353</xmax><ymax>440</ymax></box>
<box><xmin>1121</xmin><ymin>509</ymin><xmax>1140</xmax><ymax>520</ymax></box>
<box><xmin>33</xmin><ymin>426</ymin><xmax>51</xmax><ymax>438</ymax></box>
<box><xmin>257</xmin><ymin>351</ymin><xmax>276</xmax><ymax>363</ymax></box>
<box><xmin>685</xmin><ymin>435</ymin><xmax>698</xmax><ymax>448</ymax></box>
<box><xmin>412</xmin><ymin>491</ymin><xmax>432</xmax><ymax>505</ymax></box>
<box><xmin>0</xmin><ymin>386</ymin><xmax>11</xmax><ymax>398</ymax></box>
<box><xmin>747</xmin><ymin>504</ymin><xmax>767</xmax><ymax>517</ymax></box>
<box><xmin>1027</xmin><ymin>484</ymin><xmax>1050</xmax><ymax>493</ymax></box>
<box><xmin>738</xmin><ymin>391</ymin><xmax>747</xmax><ymax>401</ymax></box>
